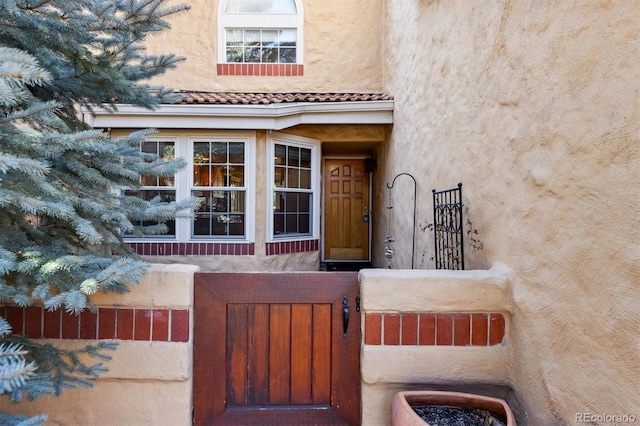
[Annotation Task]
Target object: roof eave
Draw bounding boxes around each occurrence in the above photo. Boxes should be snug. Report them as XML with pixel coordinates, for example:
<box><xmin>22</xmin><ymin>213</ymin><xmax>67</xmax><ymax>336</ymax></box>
<box><xmin>82</xmin><ymin>100</ymin><xmax>394</xmax><ymax>130</ymax></box>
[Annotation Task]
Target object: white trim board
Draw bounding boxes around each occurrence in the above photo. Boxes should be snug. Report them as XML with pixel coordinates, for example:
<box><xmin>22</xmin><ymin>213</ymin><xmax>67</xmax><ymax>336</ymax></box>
<box><xmin>82</xmin><ymin>101</ymin><xmax>394</xmax><ymax>130</ymax></box>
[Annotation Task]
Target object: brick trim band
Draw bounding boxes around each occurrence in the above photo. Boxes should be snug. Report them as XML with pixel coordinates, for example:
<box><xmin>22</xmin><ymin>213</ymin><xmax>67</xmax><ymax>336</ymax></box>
<box><xmin>364</xmin><ymin>312</ymin><xmax>505</xmax><ymax>347</ymax></box>
<box><xmin>2</xmin><ymin>306</ymin><xmax>190</xmax><ymax>343</ymax></box>
<box><xmin>127</xmin><ymin>242</ymin><xmax>255</xmax><ymax>256</ymax></box>
<box><xmin>266</xmin><ymin>239</ymin><xmax>319</xmax><ymax>255</ymax></box>
<box><xmin>216</xmin><ymin>63</ymin><xmax>304</xmax><ymax>76</ymax></box>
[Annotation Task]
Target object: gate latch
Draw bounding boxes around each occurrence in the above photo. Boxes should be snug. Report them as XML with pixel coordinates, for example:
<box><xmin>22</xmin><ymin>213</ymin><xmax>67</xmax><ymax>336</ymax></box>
<box><xmin>342</xmin><ymin>296</ymin><xmax>349</xmax><ymax>338</ymax></box>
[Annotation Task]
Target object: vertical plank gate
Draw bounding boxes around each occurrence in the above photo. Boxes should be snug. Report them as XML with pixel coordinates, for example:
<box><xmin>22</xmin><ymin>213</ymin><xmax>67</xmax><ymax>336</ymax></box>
<box><xmin>193</xmin><ymin>272</ymin><xmax>360</xmax><ymax>425</ymax></box>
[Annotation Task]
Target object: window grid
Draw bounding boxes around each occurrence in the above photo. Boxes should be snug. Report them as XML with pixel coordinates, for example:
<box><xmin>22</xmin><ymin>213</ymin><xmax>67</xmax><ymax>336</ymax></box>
<box><xmin>226</xmin><ymin>29</ymin><xmax>296</xmax><ymax>64</ymax></box>
<box><xmin>126</xmin><ymin>140</ymin><xmax>176</xmax><ymax>238</ymax></box>
<box><xmin>273</xmin><ymin>143</ymin><xmax>312</xmax><ymax>237</ymax></box>
<box><xmin>191</xmin><ymin>141</ymin><xmax>247</xmax><ymax>239</ymax></box>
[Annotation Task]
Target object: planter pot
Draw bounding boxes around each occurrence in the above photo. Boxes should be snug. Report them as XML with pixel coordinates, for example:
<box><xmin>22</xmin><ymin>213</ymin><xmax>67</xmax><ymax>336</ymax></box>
<box><xmin>391</xmin><ymin>390</ymin><xmax>516</xmax><ymax>426</ymax></box>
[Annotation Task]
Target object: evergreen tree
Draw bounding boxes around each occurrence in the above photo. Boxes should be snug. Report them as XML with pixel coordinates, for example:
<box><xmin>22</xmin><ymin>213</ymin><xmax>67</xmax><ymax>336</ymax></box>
<box><xmin>0</xmin><ymin>1</ymin><xmax>192</xmax><ymax>423</ymax></box>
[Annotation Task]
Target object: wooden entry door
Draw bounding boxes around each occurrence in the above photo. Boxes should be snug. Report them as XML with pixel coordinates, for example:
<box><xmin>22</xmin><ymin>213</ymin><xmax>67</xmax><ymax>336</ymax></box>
<box><xmin>323</xmin><ymin>159</ymin><xmax>370</xmax><ymax>261</ymax></box>
<box><xmin>193</xmin><ymin>272</ymin><xmax>360</xmax><ymax>425</ymax></box>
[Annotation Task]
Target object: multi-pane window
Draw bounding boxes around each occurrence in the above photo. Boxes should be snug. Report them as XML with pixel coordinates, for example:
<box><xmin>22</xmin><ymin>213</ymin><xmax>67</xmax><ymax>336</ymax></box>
<box><xmin>126</xmin><ymin>140</ymin><xmax>176</xmax><ymax>237</ymax></box>
<box><xmin>192</xmin><ymin>141</ymin><xmax>246</xmax><ymax>238</ymax></box>
<box><xmin>273</xmin><ymin>143</ymin><xmax>312</xmax><ymax>237</ymax></box>
<box><xmin>226</xmin><ymin>29</ymin><xmax>296</xmax><ymax>64</ymax></box>
<box><xmin>219</xmin><ymin>0</ymin><xmax>303</xmax><ymax>65</ymax></box>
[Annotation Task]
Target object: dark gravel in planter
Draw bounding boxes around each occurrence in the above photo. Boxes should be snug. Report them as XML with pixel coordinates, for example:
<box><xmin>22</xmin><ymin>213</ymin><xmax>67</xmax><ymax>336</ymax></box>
<box><xmin>411</xmin><ymin>405</ymin><xmax>507</xmax><ymax>426</ymax></box>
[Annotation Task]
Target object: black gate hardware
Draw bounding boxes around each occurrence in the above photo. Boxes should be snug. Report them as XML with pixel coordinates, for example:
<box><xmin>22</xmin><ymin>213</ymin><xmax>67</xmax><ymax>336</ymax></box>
<box><xmin>342</xmin><ymin>296</ymin><xmax>349</xmax><ymax>338</ymax></box>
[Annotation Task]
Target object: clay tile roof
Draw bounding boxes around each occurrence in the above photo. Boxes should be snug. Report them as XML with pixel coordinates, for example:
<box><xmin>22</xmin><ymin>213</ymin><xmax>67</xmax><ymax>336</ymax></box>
<box><xmin>169</xmin><ymin>91</ymin><xmax>393</xmax><ymax>105</ymax></box>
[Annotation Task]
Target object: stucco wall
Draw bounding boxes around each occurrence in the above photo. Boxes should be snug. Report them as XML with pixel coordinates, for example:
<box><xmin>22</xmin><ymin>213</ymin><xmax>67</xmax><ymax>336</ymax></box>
<box><xmin>359</xmin><ymin>267</ymin><xmax>515</xmax><ymax>426</ymax></box>
<box><xmin>0</xmin><ymin>264</ymin><xmax>197</xmax><ymax>425</ymax></box>
<box><xmin>144</xmin><ymin>0</ymin><xmax>384</xmax><ymax>93</ymax></box>
<box><xmin>379</xmin><ymin>1</ymin><xmax>640</xmax><ymax>424</ymax></box>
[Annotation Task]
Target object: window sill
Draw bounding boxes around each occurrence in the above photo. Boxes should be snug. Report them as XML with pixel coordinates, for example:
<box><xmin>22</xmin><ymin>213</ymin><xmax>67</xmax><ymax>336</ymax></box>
<box><xmin>217</xmin><ymin>63</ymin><xmax>304</xmax><ymax>77</ymax></box>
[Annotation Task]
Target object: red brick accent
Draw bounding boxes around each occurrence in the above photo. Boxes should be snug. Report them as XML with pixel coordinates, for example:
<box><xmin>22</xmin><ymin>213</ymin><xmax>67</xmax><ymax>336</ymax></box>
<box><xmin>3</xmin><ymin>306</ymin><xmax>190</xmax><ymax>343</ymax></box>
<box><xmin>489</xmin><ymin>313</ymin><xmax>506</xmax><ymax>345</ymax></box>
<box><xmin>43</xmin><ymin>309</ymin><xmax>61</xmax><ymax>338</ymax></box>
<box><xmin>170</xmin><ymin>310</ymin><xmax>190</xmax><ymax>342</ymax></box>
<box><xmin>418</xmin><ymin>313</ymin><xmax>436</xmax><ymax>345</ymax></box>
<box><xmin>152</xmin><ymin>309</ymin><xmax>169</xmax><ymax>341</ymax></box>
<box><xmin>365</xmin><ymin>312</ymin><xmax>505</xmax><ymax>347</ymax></box>
<box><xmin>24</xmin><ymin>307</ymin><xmax>42</xmax><ymax>338</ymax></box>
<box><xmin>116</xmin><ymin>309</ymin><xmax>134</xmax><ymax>340</ymax></box>
<box><xmin>80</xmin><ymin>310</ymin><xmax>98</xmax><ymax>339</ymax></box>
<box><xmin>134</xmin><ymin>309</ymin><xmax>152</xmax><ymax>341</ymax></box>
<box><xmin>471</xmin><ymin>313</ymin><xmax>488</xmax><ymax>346</ymax></box>
<box><xmin>453</xmin><ymin>314</ymin><xmax>471</xmax><ymax>346</ymax></box>
<box><xmin>4</xmin><ymin>306</ymin><xmax>23</xmax><ymax>335</ymax></box>
<box><xmin>98</xmin><ymin>308</ymin><xmax>116</xmax><ymax>339</ymax></box>
<box><xmin>266</xmin><ymin>239</ymin><xmax>319</xmax><ymax>256</ymax></box>
<box><xmin>401</xmin><ymin>313</ymin><xmax>418</xmax><ymax>345</ymax></box>
<box><xmin>217</xmin><ymin>63</ymin><xmax>304</xmax><ymax>77</ymax></box>
<box><xmin>383</xmin><ymin>314</ymin><xmax>400</xmax><ymax>345</ymax></box>
<box><xmin>364</xmin><ymin>313</ymin><xmax>382</xmax><ymax>345</ymax></box>
<box><xmin>127</xmin><ymin>242</ymin><xmax>255</xmax><ymax>256</ymax></box>
<box><xmin>436</xmin><ymin>314</ymin><xmax>453</xmax><ymax>346</ymax></box>
<box><xmin>61</xmin><ymin>312</ymin><xmax>80</xmax><ymax>339</ymax></box>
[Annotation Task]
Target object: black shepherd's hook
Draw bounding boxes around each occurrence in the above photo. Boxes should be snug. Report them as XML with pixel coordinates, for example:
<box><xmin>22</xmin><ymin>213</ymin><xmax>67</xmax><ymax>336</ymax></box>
<box><xmin>386</xmin><ymin>173</ymin><xmax>417</xmax><ymax>269</ymax></box>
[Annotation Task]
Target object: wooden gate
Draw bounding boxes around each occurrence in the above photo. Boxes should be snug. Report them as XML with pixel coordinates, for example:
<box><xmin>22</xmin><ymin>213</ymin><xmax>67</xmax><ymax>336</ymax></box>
<box><xmin>193</xmin><ymin>272</ymin><xmax>361</xmax><ymax>425</ymax></box>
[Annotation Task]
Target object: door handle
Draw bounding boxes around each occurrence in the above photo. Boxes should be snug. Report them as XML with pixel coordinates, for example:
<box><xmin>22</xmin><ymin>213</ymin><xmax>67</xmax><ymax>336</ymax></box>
<box><xmin>342</xmin><ymin>296</ymin><xmax>349</xmax><ymax>338</ymax></box>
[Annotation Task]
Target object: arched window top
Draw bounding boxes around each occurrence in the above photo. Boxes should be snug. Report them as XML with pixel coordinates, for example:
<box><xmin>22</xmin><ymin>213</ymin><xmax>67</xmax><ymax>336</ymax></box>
<box><xmin>223</xmin><ymin>0</ymin><xmax>297</xmax><ymax>14</ymax></box>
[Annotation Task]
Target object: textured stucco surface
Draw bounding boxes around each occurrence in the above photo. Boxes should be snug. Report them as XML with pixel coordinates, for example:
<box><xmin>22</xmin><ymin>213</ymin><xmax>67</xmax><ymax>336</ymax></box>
<box><xmin>0</xmin><ymin>265</ymin><xmax>196</xmax><ymax>425</ymax></box>
<box><xmin>378</xmin><ymin>1</ymin><xmax>640</xmax><ymax>424</ymax></box>
<box><xmin>144</xmin><ymin>0</ymin><xmax>384</xmax><ymax>93</ymax></box>
<box><xmin>359</xmin><ymin>267</ymin><xmax>512</xmax><ymax>426</ymax></box>
<box><xmin>1</xmin><ymin>380</ymin><xmax>191</xmax><ymax>426</ymax></box>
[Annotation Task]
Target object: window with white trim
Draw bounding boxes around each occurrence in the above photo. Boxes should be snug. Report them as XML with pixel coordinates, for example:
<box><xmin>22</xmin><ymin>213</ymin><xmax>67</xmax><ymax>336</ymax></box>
<box><xmin>123</xmin><ymin>133</ymin><xmax>255</xmax><ymax>242</ymax></box>
<box><xmin>268</xmin><ymin>134</ymin><xmax>320</xmax><ymax>241</ymax></box>
<box><xmin>219</xmin><ymin>0</ymin><xmax>303</xmax><ymax>64</ymax></box>
<box><xmin>125</xmin><ymin>139</ymin><xmax>177</xmax><ymax>238</ymax></box>
<box><xmin>191</xmin><ymin>139</ymin><xmax>247</xmax><ymax>238</ymax></box>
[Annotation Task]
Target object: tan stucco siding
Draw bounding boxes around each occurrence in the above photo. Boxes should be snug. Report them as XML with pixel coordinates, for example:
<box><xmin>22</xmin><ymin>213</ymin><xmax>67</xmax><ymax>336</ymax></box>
<box><xmin>143</xmin><ymin>0</ymin><xmax>384</xmax><ymax>92</ymax></box>
<box><xmin>380</xmin><ymin>1</ymin><xmax>640</xmax><ymax>424</ymax></box>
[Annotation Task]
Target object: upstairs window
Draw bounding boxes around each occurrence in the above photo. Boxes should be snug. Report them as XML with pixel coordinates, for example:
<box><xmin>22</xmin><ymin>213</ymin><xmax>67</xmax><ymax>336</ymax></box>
<box><xmin>218</xmin><ymin>0</ymin><xmax>303</xmax><ymax>75</ymax></box>
<box><xmin>225</xmin><ymin>29</ymin><xmax>296</xmax><ymax>64</ymax></box>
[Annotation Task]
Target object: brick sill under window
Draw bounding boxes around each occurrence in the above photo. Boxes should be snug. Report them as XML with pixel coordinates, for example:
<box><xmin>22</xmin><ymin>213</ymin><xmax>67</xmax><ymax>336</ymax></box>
<box><xmin>217</xmin><ymin>63</ymin><xmax>304</xmax><ymax>76</ymax></box>
<box><xmin>127</xmin><ymin>241</ymin><xmax>255</xmax><ymax>256</ymax></box>
<box><xmin>127</xmin><ymin>239</ymin><xmax>320</xmax><ymax>256</ymax></box>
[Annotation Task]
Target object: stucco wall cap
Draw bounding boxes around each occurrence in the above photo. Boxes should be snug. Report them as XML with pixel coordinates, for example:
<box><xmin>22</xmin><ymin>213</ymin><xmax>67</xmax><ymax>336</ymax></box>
<box><xmin>359</xmin><ymin>265</ymin><xmax>512</xmax><ymax>312</ymax></box>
